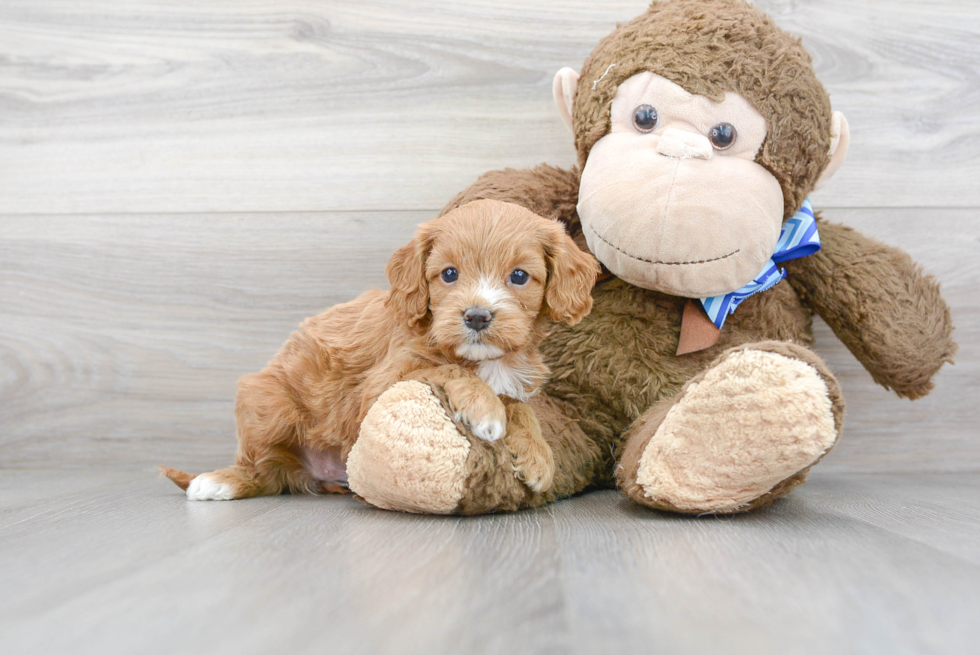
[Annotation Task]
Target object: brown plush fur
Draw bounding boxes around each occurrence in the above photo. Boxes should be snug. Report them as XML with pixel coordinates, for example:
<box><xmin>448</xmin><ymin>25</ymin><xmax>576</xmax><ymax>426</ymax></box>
<box><xmin>390</xmin><ymin>0</ymin><xmax>949</xmax><ymax>517</ymax></box>
<box><xmin>440</xmin><ymin>156</ymin><xmax>952</xmax><ymax>515</ymax></box>
<box><xmin>162</xmin><ymin>200</ymin><xmax>599</xmax><ymax>499</ymax></box>
<box><xmin>254</xmin><ymin>0</ymin><xmax>956</xmax><ymax>516</ymax></box>
<box><xmin>784</xmin><ymin>222</ymin><xmax>957</xmax><ymax>399</ymax></box>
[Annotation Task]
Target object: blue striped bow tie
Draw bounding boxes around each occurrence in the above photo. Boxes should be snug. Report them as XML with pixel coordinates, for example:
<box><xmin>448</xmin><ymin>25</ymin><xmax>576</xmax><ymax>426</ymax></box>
<box><xmin>700</xmin><ymin>199</ymin><xmax>820</xmax><ymax>330</ymax></box>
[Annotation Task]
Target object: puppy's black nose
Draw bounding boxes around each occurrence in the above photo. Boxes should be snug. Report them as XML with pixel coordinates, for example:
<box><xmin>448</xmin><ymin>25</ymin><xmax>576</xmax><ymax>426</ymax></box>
<box><xmin>463</xmin><ymin>307</ymin><xmax>494</xmax><ymax>332</ymax></box>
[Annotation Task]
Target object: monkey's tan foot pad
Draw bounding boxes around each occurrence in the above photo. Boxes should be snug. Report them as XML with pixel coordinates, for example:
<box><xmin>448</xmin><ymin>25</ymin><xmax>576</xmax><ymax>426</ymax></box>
<box><xmin>634</xmin><ymin>348</ymin><xmax>838</xmax><ymax>513</ymax></box>
<box><xmin>347</xmin><ymin>381</ymin><xmax>471</xmax><ymax>514</ymax></box>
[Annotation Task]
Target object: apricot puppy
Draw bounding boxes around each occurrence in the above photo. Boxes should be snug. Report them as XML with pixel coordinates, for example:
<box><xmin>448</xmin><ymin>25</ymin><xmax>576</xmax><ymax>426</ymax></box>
<box><xmin>161</xmin><ymin>199</ymin><xmax>599</xmax><ymax>499</ymax></box>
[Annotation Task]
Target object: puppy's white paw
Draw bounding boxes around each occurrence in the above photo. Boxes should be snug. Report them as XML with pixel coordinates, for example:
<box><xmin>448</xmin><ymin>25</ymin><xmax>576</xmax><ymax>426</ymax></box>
<box><xmin>445</xmin><ymin>379</ymin><xmax>507</xmax><ymax>442</ymax></box>
<box><xmin>186</xmin><ymin>474</ymin><xmax>235</xmax><ymax>501</ymax></box>
<box><xmin>471</xmin><ymin>420</ymin><xmax>505</xmax><ymax>442</ymax></box>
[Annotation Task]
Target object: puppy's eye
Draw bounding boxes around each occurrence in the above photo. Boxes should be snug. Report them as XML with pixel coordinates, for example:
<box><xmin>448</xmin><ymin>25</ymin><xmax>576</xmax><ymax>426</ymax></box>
<box><xmin>709</xmin><ymin>123</ymin><xmax>737</xmax><ymax>150</ymax></box>
<box><xmin>509</xmin><ymin>269</ymin><xmax>529</xmax><ymax>285</ymax></box>
<box><xmin>632</xmin><ymin>105</ymin><xmax>659</xmax><ymax>133</ymax></box>
<box><xmin>440</xmin><ymin>267</ymin><xmax>458</xmax><ymax>283</ymax></box>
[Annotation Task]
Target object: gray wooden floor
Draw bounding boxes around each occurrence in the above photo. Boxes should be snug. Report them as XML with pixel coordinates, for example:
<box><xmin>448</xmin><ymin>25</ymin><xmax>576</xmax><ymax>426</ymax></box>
<box><xmin>0</xmin><ymin>470</ymin><xmax>978</xmax><ymax>655</ymax></box>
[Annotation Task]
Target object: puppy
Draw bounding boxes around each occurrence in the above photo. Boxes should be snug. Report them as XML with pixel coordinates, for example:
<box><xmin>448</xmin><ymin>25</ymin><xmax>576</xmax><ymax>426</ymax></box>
<box><xmin>161</xmin><ymin>199</ymin><xmax>599</xmax><ymax>500</ymax></box>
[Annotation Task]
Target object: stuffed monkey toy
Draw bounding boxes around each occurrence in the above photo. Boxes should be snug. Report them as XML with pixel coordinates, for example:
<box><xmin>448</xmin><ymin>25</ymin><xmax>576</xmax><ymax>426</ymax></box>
<box><xmin>345</xmin><ymin>0</ymin><xmax>956</xmax><ymax>515</ymax></box>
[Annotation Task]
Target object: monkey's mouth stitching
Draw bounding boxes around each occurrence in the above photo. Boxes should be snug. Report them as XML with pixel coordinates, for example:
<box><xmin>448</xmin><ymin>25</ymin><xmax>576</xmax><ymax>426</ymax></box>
<box><xmin>587</xmin><ymin>225</ymin><xmax>740</xmax><ymax>266</ymax></box>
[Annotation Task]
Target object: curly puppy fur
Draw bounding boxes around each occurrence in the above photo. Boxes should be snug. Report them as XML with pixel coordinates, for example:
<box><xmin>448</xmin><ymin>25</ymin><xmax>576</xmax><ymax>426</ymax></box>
<box><xmin>162</xmin><ymin>200</ymin><xmax>599</xmax><ymax>499</ymax></box>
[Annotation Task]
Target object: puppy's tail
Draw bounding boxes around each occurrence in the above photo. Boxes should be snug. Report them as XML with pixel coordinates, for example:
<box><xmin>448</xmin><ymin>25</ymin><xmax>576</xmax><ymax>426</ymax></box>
<box><xmin>158</xmin><ymin>465</ymin><xmax>196</xmax><ymax>491</ymax></box>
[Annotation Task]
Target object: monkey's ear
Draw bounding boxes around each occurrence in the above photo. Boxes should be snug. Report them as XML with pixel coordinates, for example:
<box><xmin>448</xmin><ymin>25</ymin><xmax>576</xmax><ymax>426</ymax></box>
<box><xmin>543</xmin><ymin>221</ymin><xmax>600</xmax><ymax>326</ymax></box>
<box><xmin>552</xmin><ymin>67</ymin><xmax>580</xmax><ymax>133</ymax></box>
<box><xmin>814</xmin><ymin>111</ymin><xmax>850</xmax><ymax>191</ymax></box>
<box><xmin>385</xmin><ymin>225</ymin><xmax>434</xmax><ymax>327</ymax></box>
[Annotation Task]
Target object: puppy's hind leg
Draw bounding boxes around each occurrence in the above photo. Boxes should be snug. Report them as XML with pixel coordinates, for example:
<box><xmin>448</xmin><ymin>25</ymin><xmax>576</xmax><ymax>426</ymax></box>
<box><xmin>159</xmin><ymin>464</ymin><xmax>270</xmax><ymax>501</ymax></box>
<box><xmin>164</xmin><ymin>364</ymin><xmax>324</xmax><ymax>501</ymax></box>
<box><xmin>217</xmin><ymin>368</ymin><xmax>320</xmax><ymax>499</ymax></box>
<box><xmin>161</xmin><ymin>373</ymin><xmax>315</xmax><ymax>501</ymax></box>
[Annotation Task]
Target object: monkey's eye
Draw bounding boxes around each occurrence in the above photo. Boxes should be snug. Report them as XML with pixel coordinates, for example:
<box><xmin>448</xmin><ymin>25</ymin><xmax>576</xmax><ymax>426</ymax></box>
<box><xmin>632</xmin><ymin>105</ymin><xmax>659</xmax><ymax>133</ymax></box>
<box><xmin>709</xmin><ymin>123</ymin><xmax>737</xmax><ymax>150</ymax></box>
<box><xmin>509</xmin><ymin>269</ymin><xmax>529</xmax><ymax>285</ymax></box>
<box><xmin>441</xmin><ymin>267</ymin><xmax>458</xmax><ymax>283</ymax></box>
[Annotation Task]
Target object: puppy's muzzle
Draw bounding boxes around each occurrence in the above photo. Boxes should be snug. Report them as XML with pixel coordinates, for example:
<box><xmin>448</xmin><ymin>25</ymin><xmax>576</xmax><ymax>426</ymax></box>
<box><xmin>463</xmin><ymin>306</ymin><xmax>494</xmax><ymax>332</ymax></box>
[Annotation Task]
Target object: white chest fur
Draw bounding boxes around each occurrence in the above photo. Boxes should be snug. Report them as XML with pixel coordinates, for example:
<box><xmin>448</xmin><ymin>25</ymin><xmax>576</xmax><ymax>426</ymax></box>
<box><xmin>476</xmin><ymin>357</ymin><xmax>540</xmax><ymax>402</ymax></box>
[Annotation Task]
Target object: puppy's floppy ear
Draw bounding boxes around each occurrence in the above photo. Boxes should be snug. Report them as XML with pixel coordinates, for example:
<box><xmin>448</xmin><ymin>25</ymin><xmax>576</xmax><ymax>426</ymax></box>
<box><xmin>385</xmin><ymin>223</ymin><xmax>436</xmax><ymax>326</ymax></box>
<box><xmin>542</xmin><ymin>220</ymin><xmax>600</xmax><ymax>326</ymax></box>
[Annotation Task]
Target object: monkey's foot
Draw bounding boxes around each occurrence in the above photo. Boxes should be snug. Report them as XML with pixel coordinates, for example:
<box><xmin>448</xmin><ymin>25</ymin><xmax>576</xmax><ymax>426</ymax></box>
<box><xmin>347</xmin><ymin>381</ymin><xmax>544</xmax><ymax>515</ymax></box>
<box><xmin>347</xmin><ymin>381</ymin><xmax>471</xmax><ymax>514</ymax></box>
<box><xmin>618</xmin><ymin>342</ymin><xmax>843</xmax><ymax>514</ymax></box>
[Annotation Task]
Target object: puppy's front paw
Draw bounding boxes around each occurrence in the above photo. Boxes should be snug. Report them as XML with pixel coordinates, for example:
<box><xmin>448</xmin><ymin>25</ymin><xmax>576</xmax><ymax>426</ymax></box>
<box><xmin>453</xmin><ymin>404</ymin><xmax>506</xmax><ymax>442</ymax></box>
<box><xmin>468</xmin><ymin>418</ymin><xmax>506</xmax><ymax>442</ymax></box>
<box><xmin>506</xmin><ymin>433</ymin><xmax>555</xmax><ymax>493</ymax></box>
<box><xmin>444</xmin><ymin>378</ymin><xmax>507</xmax><ymax>442</ymax></box>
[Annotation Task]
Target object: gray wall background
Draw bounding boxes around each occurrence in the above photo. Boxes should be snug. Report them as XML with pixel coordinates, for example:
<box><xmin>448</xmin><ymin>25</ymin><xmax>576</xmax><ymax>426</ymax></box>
<box><xmin>1</xmin><ymin>0</ymin><xmax>977</xmax><ymax>473</ymax></box>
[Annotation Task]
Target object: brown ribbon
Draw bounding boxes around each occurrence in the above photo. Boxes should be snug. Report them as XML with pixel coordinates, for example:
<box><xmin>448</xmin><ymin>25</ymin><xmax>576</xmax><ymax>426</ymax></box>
<box><xmin>676</xmin><ymin>298</ymin><xmax>721</xmax><ymax>355</ymax></box>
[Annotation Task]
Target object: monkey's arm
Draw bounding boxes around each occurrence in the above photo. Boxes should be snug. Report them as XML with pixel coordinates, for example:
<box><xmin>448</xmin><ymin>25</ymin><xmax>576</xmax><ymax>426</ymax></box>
<box><xmin>784</xmin><ymin>220</ymin><xmax>956</xmax><ymax>400</ymax></box>
<box><xmin>441</xmin><ymin>164</ymin><xmax>581</xmax><ymax>223</ymax></box>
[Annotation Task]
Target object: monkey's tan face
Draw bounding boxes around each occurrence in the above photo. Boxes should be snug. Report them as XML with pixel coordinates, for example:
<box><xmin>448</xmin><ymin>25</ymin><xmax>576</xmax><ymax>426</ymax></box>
<box><xmin>577</xmin><ymin>72</ymin><xmax>785</xmax><ymax>297</ymax></box>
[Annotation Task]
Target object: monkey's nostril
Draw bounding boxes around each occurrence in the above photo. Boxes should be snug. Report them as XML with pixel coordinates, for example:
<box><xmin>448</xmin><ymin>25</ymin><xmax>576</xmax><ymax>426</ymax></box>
<box><xmin>656</xmin><ymin>128</ymin><xmax>713</xmax><ymax>160</ymax></box>
<box><xmin>463</xmin><ymin>307</ymin><xmax>494</xmax><ymax>332</ymax></box>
